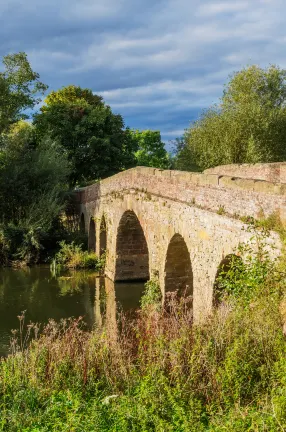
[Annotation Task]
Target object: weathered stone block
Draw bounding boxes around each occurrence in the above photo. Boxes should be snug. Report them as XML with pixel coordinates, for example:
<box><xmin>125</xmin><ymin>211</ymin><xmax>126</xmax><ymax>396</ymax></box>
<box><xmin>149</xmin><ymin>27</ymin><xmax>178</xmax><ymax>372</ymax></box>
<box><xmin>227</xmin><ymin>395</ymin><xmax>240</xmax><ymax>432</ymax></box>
<box><xmin>197</xmin><ymin>174</ymin><xmax>219</xmax><ymax>186</ymax></box>
<box><xmin>254</xmin><ymin>180</ymin><xmax>276</xmax><ymax>194</ymax></box>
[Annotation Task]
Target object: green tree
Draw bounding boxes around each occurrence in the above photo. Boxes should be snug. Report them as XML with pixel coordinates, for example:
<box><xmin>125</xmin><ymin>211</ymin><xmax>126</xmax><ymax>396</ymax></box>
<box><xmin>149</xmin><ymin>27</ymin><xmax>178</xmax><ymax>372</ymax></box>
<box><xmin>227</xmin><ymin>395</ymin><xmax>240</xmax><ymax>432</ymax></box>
<box><xmin>176</xmin><ymin>65</ymin><xmax>286</xmax><ymax>171</ymax></box>
<box><xmin>0</xmin><ymin>52</ymin><xmax>47</xmax><ymax>134</ymax></box>
<box><xmin>0</xmin><ymin>130</ymin><xmax>70</xmax><ymax>228</ymax></box>
<box><xmin>127</xmin><ymin>129</ymin><xmax>171</xmax><ymax>168</ymax></box>
<box><xmin>34</xmin><ymin>85</ymin><xmax>136</xmax><ymax>186</ymax></box>
<box><xmin>0</xmin><ymin>126</ymin><xmax>70</xmax><ymax>263</ymax></box>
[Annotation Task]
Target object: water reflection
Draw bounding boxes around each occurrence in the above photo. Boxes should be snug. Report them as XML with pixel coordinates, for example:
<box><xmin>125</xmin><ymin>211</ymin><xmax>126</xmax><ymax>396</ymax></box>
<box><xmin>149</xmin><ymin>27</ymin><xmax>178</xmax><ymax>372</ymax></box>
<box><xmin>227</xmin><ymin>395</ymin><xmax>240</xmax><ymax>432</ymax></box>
<box><xmin>0</xmin><ymin>267</ymin><xmax>145</xmax><ymax>357</ymax></box>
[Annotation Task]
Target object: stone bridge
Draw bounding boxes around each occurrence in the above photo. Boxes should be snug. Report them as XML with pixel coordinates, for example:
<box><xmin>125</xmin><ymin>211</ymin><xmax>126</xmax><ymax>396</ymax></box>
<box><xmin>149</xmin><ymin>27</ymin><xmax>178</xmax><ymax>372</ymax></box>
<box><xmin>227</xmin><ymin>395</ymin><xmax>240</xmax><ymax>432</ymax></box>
<box><xmin>76</xmin><ymin>162</ymin><xmax>285</xmax><ymax>321</ymax></box>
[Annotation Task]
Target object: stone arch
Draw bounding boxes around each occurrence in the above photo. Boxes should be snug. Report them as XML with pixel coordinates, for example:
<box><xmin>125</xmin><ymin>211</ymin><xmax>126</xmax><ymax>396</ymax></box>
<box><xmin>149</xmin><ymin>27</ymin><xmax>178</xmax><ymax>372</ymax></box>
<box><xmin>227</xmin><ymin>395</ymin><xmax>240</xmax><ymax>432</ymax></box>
<box><xmin>213</xmin><ymin>254</ymin><xmax>242</xmax><ymax>306</ymax></box>
<box><xmin>88</xmin><ymin>217</ymin><xmax>96</xmax><ymax>252</ymax></box>
<box><xmin>164</xmin><ymin>234</ymin><xmax>193</xmax><ymax>297</ymax></box>
<box><xmin>80</xmin><ymin>213</ymin><xmax>85</xmax><ymax>233</ymax></box>
<box><xmin>99</xmin><ymin>215</ymin><xmax>107</xmax><ymax>258</ymax></box>
<box><xmin>115</xmin><ymin>210</ymin><xmax>149</xmax><ymax>281</ymax></box>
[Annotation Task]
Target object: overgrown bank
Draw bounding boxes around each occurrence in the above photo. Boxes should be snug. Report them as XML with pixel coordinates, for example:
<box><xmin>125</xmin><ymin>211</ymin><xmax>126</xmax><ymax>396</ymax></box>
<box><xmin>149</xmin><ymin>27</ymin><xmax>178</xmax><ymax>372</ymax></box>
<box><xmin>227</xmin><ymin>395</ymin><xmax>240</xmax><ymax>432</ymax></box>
<box><xmin>0</xmin><ymin>231</ymin><xmax>285</xmax><ymax>431</ymax></box>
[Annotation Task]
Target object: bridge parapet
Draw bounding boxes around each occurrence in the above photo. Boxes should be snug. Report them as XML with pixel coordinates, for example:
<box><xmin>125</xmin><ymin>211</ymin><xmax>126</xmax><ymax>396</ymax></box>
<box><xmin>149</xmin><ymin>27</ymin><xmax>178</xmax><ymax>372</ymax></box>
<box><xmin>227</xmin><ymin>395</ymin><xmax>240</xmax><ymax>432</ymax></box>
<box><xmin>78</xmin><ymin>164</ymin><xmax>286</xmax><ymax>223</ymax></box>
<box><xmin>204</xmin><ymin>162</ymin><xmax>286</xmax><ymax>183</ymax></box>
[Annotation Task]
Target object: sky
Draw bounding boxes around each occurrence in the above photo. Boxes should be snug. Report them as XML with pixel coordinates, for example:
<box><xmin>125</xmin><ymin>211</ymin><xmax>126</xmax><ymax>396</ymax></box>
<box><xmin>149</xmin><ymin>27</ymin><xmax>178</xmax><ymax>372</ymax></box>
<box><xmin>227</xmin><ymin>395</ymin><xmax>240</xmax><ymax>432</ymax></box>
<box><xmin>0</xmin><ymin>0</ymin><xmax>285</xmax><ymax>145</ymax></box>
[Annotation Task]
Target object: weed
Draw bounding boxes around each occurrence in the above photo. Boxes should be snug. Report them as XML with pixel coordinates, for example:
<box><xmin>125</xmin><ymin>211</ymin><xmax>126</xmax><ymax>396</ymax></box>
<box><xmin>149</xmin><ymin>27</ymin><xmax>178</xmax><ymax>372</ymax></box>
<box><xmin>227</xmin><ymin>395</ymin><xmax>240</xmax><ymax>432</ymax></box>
<box><xmin>217</xmin><ymin>205</ymin><xmax>226</xmax><ymax>215</ymax></box>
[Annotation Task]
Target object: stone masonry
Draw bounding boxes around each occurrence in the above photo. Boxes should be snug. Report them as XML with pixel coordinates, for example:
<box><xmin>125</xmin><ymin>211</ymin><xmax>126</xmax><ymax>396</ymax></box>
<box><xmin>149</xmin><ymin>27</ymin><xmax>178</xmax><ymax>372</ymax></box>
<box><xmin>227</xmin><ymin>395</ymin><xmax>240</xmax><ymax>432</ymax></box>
<box><xmin>77</xmin><ymin>163</ymin><xmax>284</xmax><ymax>322</ymax></box>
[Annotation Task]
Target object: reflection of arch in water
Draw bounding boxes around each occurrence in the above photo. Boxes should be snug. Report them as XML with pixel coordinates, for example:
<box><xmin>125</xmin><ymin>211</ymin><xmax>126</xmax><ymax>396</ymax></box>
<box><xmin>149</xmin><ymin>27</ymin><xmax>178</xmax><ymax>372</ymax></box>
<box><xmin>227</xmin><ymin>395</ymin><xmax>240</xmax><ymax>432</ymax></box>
<box><xmin>213</xmin><ymin>254</ymin><xmax>242</xmax><ymax>306</ymax></box>
<box><xmin>94</xmin><ymin>277</ymin><xmax>145</xmax><ymax>336</ymax></box>
<box><xmin>99</xmin><ymin>216</ymin><xmax>107</xmax><ymax>258</ymax></box>
<box><xmin>94</xmin><ymin>277</ymin><xmax>104</xmax><ymax>327</ymax></box>
<box><xmin>164</xmin><ymin>234</ymin><xmax>193</xmax><ymax>297</ymax></box>
<box><xmin>88</xmin><ymin>217</ymin><xmax>96</xmax><ymax>252</ymax></box>
<box><xmin>115</xmin><ymin>210</ymin><xmax>149</xmax><ymax>281</ymax></box>
<box><xmin>80</xmin><ymin>213</ymin><xmax>85</xmax><ymax>233</ymax></box>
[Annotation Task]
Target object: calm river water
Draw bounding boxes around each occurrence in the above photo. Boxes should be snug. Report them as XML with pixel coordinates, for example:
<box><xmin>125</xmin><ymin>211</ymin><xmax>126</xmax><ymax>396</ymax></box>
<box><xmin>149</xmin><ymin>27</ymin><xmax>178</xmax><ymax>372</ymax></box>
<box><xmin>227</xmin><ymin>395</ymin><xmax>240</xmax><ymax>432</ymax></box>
<box><xmin>0</xmin><ymin>267</ymin><xmax>145</xmax><ymax>357</ymax></box>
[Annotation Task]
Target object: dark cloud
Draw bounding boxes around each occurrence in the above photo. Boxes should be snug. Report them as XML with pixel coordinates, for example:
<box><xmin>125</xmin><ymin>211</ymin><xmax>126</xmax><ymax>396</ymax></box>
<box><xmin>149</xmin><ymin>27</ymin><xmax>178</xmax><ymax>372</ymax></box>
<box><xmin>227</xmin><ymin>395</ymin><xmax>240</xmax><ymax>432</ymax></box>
<box><xmin>0</xmin><ymin>0</ymin><xmax>285</xmax><ymax>142</ymax></box>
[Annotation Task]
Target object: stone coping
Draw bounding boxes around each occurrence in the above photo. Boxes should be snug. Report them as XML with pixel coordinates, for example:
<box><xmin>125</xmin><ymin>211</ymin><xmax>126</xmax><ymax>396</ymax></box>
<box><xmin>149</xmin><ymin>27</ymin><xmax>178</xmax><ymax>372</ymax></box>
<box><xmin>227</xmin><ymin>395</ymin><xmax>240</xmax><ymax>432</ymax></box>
<box><xmin>79</xmin><ymin>166</ymin><xmax>286</xmax><ymax>197</ymax></box>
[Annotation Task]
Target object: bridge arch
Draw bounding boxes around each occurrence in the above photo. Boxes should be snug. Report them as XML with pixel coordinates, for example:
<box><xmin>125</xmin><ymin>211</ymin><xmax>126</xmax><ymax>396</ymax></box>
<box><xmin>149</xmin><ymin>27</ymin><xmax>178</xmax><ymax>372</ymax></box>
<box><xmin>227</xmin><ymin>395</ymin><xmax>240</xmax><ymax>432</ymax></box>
<box><xmin>99</xmin><ymin>215</ymin><xmax>107</xmax><ymax>258</ymax></box>
<box><xmin>88</xmin><ymin>217</ymin><xmax>96</xmax><ymax>251</ymax></box>
<box><xmin>80</xmin><ymin>213</ymin><xmax>85</xmax><ymax>233</ymax></box>
<box><xmin>115</xmin><ymin>210</ymin><xmax>149</xmax><ymax>281</ymax></box>
<box><xmin>164</xmin><ymin>233</ymin><xmax>193</xmax><ymax>297</ymax></box>
<box><xmin>213</xmin><ymin>253</ymin><xmax>242</xmax><ymax>306</ymax></box>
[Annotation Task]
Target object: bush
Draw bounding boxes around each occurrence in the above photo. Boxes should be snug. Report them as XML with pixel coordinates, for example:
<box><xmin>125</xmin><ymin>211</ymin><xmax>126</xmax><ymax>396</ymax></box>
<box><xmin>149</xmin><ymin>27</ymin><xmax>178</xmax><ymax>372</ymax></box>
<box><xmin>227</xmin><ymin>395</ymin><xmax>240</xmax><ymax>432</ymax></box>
<box><xmin>0</xmin><ymin>223</ymin><xmax>44</xmax><ymax>265</ymax></box>
<box><xmin>54</xmin><ymin>241</ymin><xmax>102</xmax><ymax>270</ymax></box>
<box><xmin>140</xmin><ymin>278</ymin><xmax>162</xmax><ymax>312</ymax></box>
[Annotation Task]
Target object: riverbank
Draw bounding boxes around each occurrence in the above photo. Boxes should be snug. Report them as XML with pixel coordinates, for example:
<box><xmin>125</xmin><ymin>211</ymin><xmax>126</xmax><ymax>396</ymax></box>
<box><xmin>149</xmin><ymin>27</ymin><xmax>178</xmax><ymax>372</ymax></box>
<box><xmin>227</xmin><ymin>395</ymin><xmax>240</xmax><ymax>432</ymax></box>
<box><xmin>0</xmin><ymin>295</ymin><xmax>285</xmax><ymax>431</ymax></box>
<box><xmin>0</xmin><ymin>229</ymin><xmax>285</xmax><ymax>431</ymax></box>
<box><xmin>0</xmin><ymin>251</ymin><xmax>285</xmax><ymax>431</ymax></box>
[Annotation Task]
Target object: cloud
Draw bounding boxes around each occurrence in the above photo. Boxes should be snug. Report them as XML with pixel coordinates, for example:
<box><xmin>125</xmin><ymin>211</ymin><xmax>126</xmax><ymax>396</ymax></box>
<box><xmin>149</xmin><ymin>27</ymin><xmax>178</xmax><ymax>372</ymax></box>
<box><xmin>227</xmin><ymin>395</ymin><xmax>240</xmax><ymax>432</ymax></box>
<box><xmin>197</xmin><ymin>1</ymin><xmax>249</xmax><ymax>16</ymax></box>
<box><xmin>0</xmin><ymin>0</ymin><xmax>285</xmax><ymax>143</ymax></box>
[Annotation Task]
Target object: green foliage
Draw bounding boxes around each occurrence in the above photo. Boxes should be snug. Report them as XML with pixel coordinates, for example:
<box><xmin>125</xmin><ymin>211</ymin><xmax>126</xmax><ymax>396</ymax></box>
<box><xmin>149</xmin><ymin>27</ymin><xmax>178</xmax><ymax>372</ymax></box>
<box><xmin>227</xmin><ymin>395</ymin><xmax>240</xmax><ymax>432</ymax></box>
<box><xmin>0</xmin><ymin>133</ymin><xmax>70</xmax><ymax>228</ymax></box>
<box><xmin>176</xmin><ymin>65</ymin><xmax>286</xmax><ymax>171</ymax></box>
<box><xmin>0</xmin><ymin>231</ymin><xmax>285</xmax><ymax>430</ymax></box>
<box><xmin>0</xmin><ymin>124</ymin><xmax>70</xmax><ymax>264</ymax></box>
<box><xmin>173</xmin><ymin>135</ymin><xmax>201</xmax><ymax>172</ymax></box>
<box><xmin>140</xmin><ymin>278</ymin><xmax>162</xmax><ymax>311</ymax></box>
<box><xmin>34</xmin><ymin>85</ymin><xmax>137</xmax><ymax>186</ymax></box>
<box><xmin>126</xmin><ymin>129</ymin><xmax>171</xmax><ymax>169</ymax></box>
<box><xmin>215</xmin><ymin>222</ymin><xmax>279</xmax><ymax>304</ymax></box>
<box><xmin>0</xmin><ymin>52</ymin><xmax>47</xmax><ymax>134</ymax></box>
<box><xmin>0</xmin><ymin>220</ymin><xmax>71</xmax><ymax>266</ymax></box>
<box><xmin>55</xmin><ymin>241</ymin><xmax>102</xmax><ymax>270</ymax></box>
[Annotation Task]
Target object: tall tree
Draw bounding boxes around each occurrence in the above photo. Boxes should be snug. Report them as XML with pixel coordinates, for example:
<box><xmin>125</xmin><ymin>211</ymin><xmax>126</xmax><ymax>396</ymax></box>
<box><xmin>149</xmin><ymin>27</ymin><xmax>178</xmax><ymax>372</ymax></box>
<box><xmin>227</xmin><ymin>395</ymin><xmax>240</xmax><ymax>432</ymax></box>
<box><xmin>175</xmin><ymin>65</ymin><xmax>286</xmax><ymax>171</ymax></box>
<box><xmin>34</xmin><ymin>85</ymin><xmax>137</xmax><ymax>186</ymax></box>
<box><xmin>127</xmin><ymin>129</ymin><xmax>171</xmax><ymax>169</ymax></box>
<box><xmin>0</xmin><ymin>52</ymin><xmax>47</xmax><ymax>134</ymax></box>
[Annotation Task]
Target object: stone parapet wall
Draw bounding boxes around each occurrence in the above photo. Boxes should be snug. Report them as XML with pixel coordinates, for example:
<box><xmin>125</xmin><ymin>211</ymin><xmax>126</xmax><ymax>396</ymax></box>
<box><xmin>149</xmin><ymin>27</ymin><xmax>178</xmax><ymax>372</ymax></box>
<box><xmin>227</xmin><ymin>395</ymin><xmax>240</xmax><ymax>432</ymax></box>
<box><xmin>204</xmin><ymin>162</ymin><xmax>286</xmax><ymax>183</ymax></box>
<box><xmin>78</xmin><ymin>165</ymin><xmax>286</xmax><ymax>222</ymax></box>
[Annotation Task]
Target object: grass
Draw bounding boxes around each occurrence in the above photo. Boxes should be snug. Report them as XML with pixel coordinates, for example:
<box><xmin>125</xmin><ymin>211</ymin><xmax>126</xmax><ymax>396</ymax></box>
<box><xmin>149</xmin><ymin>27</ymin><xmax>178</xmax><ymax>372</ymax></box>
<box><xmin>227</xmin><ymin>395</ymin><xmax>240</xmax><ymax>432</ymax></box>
<box><xmin>0</xmin><ymin>228</ymin><xmax>285</xmax><ymax>431</ymax></box>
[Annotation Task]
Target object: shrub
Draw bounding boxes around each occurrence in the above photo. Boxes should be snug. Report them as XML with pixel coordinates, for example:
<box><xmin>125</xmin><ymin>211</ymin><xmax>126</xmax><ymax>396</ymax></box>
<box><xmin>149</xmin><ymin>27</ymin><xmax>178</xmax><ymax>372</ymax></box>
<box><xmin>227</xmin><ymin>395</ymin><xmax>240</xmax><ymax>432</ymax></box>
<box><xmin>54</xmin><ymin>240</ymin><xmax>102</xmax><ymax>270</ymax></box>
<box><xmin>140</xmin><ymin>278</ymin><xmax>162</xmax><ymax>312</ymax></box>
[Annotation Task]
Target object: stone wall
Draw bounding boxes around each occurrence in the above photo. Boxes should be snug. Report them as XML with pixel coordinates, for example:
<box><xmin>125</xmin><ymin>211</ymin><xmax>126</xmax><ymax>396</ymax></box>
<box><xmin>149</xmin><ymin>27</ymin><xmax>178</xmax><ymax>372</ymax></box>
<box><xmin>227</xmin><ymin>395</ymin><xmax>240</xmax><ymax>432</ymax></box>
<box><xmin>78</xmin><ymin>165</ymin><xmax>286</xmax><ymax>223</ymax></box>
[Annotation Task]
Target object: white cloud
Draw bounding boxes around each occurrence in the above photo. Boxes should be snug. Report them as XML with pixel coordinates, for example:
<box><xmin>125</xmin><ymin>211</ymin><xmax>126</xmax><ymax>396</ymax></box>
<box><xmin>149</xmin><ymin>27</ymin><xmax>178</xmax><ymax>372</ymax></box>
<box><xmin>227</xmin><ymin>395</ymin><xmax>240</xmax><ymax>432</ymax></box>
<box><xmin>63</xmin><ymin>0</ymin><xmax>121</xmax><ymax>20</ymax></box>
<box><xmin>1</xmin><ymin>0</ymin><xmax>286</xmax><ymax>136</ymax></box>
<box><xmin>197</xmin><ymin>1</ymin><xmax>249</xmax><ymax>16</ymax></box>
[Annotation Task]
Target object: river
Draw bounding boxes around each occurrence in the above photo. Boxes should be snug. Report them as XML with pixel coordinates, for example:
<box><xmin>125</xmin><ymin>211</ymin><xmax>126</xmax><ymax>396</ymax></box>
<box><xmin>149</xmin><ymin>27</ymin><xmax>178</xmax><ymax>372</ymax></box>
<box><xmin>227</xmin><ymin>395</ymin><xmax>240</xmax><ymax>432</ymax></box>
<box><xmin>0</xmin><ymin>267</ymin><xmax>145</xmax><ymax>357</ymax></box>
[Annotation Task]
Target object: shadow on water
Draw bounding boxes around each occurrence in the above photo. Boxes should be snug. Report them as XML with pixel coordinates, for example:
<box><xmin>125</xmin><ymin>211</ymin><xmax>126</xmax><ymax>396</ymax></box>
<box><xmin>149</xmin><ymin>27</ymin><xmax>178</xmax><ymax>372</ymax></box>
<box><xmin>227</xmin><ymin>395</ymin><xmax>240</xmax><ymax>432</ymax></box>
<box><xmin>0</xmin><ymin>267</ymin><xmax>145</xmax><ymax>357</ymax></box>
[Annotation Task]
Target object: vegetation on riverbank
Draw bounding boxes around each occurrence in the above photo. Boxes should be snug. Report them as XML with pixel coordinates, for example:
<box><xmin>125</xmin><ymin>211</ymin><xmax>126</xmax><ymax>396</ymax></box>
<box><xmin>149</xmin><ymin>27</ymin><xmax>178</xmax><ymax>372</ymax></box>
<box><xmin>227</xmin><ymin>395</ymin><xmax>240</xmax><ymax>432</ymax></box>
<box><xmin>0</xmin><ymin>230</ymin><xmax>285</xmax><ymax>431</ymax></box>
<box><xmin>53</xmin><ymin>241</ymin><xmax>105</xmax><ymax>270</ymax></box>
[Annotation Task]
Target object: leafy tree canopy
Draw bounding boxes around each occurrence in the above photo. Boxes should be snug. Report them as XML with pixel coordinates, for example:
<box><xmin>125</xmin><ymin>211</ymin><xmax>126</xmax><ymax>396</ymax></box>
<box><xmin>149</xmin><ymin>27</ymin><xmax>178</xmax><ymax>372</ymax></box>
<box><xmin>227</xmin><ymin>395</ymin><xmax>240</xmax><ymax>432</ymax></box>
<box><xmin>0</xmin><ymin>52</ymin><xmax>47</xmax><ymax>134</ymax></box>
<box><xmin>127</xmin><ymin>129</ymin><xmax>171</xmax><ymax>169</ymax></box>
<box><xmin>43</xmin><ymin>85</ymin><xmax>103</xmax><ymax>107</ymax></box>
<box><xmin>175</xmin><ymin>65</ymin><xmax>286</xmax><ymax>171</ymax></box>
<box><xmin>0</xmin><ymin>129</ymin><xmax>70</xmax><ymax>229</ymax></box>
<box><xmin>34</xmin><ymin>85</ymin><xmax>137</xmax><ymax>186</ymax></box>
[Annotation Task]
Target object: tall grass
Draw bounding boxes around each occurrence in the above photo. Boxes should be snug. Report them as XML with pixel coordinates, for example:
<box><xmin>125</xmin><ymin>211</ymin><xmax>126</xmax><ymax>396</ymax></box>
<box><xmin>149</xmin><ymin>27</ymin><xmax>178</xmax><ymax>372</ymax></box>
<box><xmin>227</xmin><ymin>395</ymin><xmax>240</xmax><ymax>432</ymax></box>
<box><xmin>0</xmin><ymin>228</ymin><xmax>285</xmax><ymax>431</ymax></box>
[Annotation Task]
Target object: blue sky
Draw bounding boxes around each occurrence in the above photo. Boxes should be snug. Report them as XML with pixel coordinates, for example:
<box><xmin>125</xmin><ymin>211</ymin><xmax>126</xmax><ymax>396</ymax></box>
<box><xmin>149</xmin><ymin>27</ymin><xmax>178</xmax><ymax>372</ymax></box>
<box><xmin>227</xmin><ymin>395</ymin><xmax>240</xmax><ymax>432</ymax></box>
<box><xmin>0</xmin><ymin>0</ymin><xmax>284</xmax><ymax>145</ymax></box>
